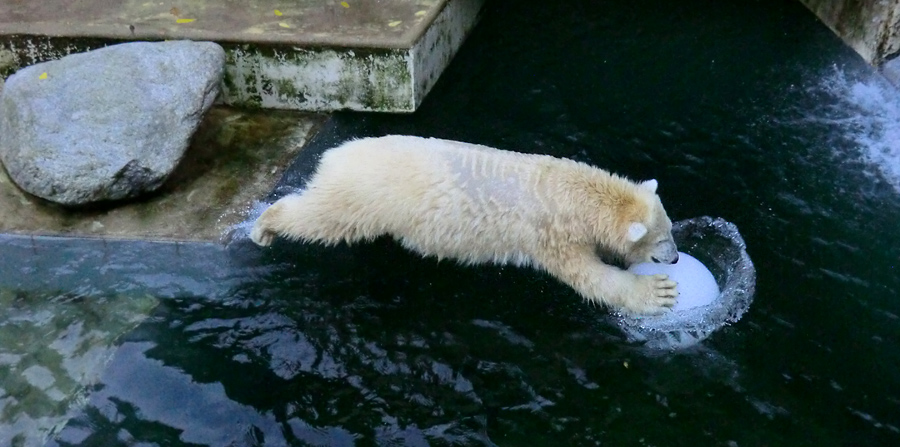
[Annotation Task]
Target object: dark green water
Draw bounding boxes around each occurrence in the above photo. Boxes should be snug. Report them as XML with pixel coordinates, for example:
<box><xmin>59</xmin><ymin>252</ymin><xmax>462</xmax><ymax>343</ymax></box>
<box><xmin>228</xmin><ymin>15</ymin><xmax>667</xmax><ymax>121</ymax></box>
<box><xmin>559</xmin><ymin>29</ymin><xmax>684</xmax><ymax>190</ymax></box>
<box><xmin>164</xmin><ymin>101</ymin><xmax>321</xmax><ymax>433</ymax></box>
<box><xmin>3</xmin><ymin>0</ymin><xmax>900</xmax><ymax>445</ymax></box>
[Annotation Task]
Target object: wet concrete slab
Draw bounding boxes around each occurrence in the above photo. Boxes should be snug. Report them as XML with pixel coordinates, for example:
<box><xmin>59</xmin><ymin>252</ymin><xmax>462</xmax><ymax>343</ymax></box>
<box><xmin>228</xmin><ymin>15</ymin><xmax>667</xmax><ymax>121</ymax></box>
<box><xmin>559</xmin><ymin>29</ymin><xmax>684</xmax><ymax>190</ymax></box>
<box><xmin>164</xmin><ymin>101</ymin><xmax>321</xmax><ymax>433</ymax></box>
<box><xmin>2</xmin><ymin>0</ymin><xmax>437</xmax><ymax>48</ymax></box>
<box><xmin>0</xmin><ymin>0</ymin><xmax>485</xmax><ymax>112</ymax></box>
<box><xmin>0</xmin><ymin>107</ymin><xmax>326</xmax><ymax>242</ymax></box>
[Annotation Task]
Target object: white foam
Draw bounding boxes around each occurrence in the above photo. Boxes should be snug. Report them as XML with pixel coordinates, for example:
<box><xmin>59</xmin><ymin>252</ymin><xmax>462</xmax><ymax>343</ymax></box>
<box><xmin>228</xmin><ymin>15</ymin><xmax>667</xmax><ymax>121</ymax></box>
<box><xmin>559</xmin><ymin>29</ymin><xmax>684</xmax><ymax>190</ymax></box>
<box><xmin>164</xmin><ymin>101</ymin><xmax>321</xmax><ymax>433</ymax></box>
<box><xmin>219</xmin><ymin>200</ymin><xmax>274</xmax><ymax>244</ymax></box>
<box><xmin>816</xmin><ymin>67</ymin><xmax>900</xmax><ymax>192</ymax></box>
<box><xmin>628</xmin><ymin>252</ymin><xmax>719</xmax><ymax>312</ymax></box>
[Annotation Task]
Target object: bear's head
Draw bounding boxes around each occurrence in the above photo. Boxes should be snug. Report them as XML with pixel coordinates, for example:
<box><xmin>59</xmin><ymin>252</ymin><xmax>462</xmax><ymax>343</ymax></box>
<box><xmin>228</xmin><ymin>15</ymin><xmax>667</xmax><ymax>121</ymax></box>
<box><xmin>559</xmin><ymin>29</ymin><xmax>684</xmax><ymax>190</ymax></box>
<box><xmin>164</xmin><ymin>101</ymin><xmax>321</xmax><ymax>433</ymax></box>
<box><xmin>616</xmin><ymin>179</ymin><xmax>679</xmax><ymax>267</ymax></box>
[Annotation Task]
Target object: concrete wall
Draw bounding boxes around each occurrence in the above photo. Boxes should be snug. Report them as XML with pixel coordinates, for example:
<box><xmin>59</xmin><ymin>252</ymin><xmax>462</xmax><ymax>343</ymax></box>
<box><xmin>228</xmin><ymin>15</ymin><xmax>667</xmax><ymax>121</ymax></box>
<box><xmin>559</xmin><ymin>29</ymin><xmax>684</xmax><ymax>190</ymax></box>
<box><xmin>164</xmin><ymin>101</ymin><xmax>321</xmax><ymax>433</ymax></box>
<box><xmin>0</xmin><ymin>0</ymin><xmax>485</xmax><ymax>113</ymax></box>
<box><xmin>799</xmin><ymin>0</ymin><xmax>900</xmax><ymax>66</ymax></box>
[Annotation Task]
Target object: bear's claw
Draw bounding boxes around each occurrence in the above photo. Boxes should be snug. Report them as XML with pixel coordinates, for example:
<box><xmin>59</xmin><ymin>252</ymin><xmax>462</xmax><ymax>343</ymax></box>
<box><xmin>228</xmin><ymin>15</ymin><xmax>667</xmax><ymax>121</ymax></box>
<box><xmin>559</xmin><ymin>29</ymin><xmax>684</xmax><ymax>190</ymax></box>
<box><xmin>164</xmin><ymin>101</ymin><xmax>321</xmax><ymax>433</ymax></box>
<box><xmin>621</xmin><ymin>273</ymin><xmax>679</xmax><ymax>315</ymax></box>
<box><xmin>653</xmin><ymin>274</ymin><xmax>678</xmax><ymax>297</ymax></box>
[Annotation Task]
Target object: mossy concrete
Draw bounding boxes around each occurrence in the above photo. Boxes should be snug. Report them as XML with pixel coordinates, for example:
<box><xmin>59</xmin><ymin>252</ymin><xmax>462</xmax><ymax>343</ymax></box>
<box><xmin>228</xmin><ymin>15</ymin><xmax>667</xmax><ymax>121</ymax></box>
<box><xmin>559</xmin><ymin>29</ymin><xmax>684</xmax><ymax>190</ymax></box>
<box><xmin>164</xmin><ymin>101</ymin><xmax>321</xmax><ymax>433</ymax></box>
<box><xmin>223</xmin><ymin>44</ymin><xmax>414</xmax><ymax>111</ymax></box>
<box><xmin>0</xmin><ymin>107</ymin><xmax>326</xmax><ymax>242</ymax></box>
<box><xmin>0</xmin><ymin>0</ymin><xmax>485</xmax><ymax>112</ymax></box>
<box><xmin>0</xmin><ymin>48</ymin><xmax>13</xmax><ymax>78</ymax></box>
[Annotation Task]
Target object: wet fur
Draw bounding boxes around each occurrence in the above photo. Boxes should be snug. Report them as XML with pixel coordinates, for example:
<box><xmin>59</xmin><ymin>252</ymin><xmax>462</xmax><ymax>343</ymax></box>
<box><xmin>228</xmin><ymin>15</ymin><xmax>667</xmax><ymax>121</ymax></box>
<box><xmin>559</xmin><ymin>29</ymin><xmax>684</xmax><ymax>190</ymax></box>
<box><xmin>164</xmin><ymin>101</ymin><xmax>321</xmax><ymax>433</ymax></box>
<box><xmin>251</xmin><ymin>136</ymin><xmax>678</xmax><ymax>314</ymax></box>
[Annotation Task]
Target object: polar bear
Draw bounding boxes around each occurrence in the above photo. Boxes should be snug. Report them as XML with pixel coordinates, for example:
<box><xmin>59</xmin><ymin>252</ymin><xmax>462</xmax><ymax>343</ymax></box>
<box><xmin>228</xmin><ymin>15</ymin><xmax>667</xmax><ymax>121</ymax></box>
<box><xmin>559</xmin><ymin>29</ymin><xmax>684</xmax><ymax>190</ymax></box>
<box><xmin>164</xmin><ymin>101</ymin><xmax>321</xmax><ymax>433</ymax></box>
<box><xmin>251</xmin><ymin>136</ymin><xmax>679</xmax><ymax>315</ymax></box>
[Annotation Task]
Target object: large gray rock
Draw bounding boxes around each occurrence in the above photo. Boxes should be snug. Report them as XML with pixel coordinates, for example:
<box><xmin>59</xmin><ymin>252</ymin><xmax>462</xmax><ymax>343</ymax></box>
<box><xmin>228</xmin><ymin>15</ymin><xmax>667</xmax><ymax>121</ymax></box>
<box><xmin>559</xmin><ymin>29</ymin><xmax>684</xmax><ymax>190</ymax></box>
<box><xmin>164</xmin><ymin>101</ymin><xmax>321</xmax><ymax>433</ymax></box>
<box><xmin>0</xmin><ymin>41</ymin><xmax>225</xmax><ymax>206</ymax></box>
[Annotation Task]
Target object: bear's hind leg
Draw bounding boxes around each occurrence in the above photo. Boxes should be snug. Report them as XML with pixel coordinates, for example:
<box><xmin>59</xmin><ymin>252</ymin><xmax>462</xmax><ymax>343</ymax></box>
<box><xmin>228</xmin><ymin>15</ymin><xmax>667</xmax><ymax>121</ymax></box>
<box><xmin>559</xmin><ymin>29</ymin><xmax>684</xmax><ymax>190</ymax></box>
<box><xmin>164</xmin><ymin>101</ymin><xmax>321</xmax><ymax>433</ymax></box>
<box><xmin>250</xmin><ymin>194</ymin><xmax>336</xmax><ymax>246</ymax></box>
<box><xmin>250</xmin><ymin>196</ymin><xmax>296</xmax><ymax>246</ymax></box>
<box><xmin>250</xmin><ymin>192</ymin><xmax>377</xmax><ymax>247</ymax></box>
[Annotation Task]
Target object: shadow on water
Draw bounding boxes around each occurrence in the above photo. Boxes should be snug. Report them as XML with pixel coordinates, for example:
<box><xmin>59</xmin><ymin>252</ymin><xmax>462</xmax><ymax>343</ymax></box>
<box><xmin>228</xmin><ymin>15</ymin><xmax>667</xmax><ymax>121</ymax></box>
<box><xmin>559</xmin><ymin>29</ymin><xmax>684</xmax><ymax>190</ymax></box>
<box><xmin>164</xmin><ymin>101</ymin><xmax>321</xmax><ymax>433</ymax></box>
<box><xmin>2</xmin><ymin>0</ymin><xmax>900</xmax><ymax>445</ymax></box>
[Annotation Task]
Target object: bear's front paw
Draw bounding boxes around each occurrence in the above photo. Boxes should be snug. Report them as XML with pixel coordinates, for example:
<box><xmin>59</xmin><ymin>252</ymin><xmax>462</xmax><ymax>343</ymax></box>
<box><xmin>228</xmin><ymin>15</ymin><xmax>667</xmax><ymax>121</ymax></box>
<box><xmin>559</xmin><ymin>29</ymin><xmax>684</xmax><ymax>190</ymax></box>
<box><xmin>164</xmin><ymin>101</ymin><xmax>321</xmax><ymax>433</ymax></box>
<box><xmin>620</xmin><ymin>274</ymin><xmax>678</xmax><ymax>315</ymax></box>
<box><xmin>249</xmin><ymin>223</ymin><xmax>276</xmax><ymax>247</ymax></box>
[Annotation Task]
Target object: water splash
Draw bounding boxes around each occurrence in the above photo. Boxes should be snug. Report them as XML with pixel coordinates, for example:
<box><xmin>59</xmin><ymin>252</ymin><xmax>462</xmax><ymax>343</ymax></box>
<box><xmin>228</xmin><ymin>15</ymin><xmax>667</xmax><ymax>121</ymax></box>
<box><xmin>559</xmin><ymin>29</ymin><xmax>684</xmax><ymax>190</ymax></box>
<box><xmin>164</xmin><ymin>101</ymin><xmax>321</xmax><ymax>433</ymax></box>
<box><xmin>614</xmin><ymin>217</ymin><xmax>756</xmax><ymax>350</ymax></box>
<box><xmin>813</xmin><ymin>67</ymin><xmax>900</xmax><ymax>192</ymax></box>
<box><xmin>220</xmin><ymin>200</ymin><xmax>275</xmax><ymax>244</ymax></box>
<box><xmin>220</xmin><ymin>184</ymin><xmax>309</xmax><ymax>245</ymax></box>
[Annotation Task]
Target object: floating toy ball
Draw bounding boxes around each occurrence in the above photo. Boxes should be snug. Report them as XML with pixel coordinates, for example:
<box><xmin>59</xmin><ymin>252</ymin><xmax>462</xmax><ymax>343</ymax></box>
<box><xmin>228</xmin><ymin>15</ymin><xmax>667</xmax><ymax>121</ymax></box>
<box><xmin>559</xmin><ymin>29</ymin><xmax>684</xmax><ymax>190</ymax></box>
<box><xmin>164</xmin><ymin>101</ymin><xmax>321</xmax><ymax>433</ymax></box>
<box><xmin>614</xmin><ymin>216</ymin><xmax>756</xmax><ymax>350</ymax></box>
<box><xmin>628</xmin><ymin>252</ymin><xmax>719</xmax><ymax>312</ymax></box>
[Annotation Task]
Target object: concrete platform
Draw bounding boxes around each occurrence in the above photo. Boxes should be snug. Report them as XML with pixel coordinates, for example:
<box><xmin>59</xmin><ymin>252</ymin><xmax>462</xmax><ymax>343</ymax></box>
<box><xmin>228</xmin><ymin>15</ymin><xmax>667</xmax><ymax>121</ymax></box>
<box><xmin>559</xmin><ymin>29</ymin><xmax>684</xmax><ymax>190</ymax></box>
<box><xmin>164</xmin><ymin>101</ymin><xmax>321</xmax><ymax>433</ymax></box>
<box><xmin>0</xmin><ymin>0</ymin><xmax>484</xmax><ymax>112</ymax></box>
<box><xmin>0</xmin><ymin>107</ymin><xmax>326</xmax><ymax>242</ymax></box>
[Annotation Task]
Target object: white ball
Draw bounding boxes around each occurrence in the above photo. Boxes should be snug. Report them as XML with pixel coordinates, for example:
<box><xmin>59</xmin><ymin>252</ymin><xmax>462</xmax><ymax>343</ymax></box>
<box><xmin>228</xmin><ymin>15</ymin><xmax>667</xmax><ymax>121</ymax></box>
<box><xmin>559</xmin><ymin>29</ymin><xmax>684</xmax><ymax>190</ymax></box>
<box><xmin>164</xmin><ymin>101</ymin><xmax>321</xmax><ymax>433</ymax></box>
<box><xmin>628</xmin><ymin>252</ymin><xmax>720</xmax><ymax>312</ymax></box>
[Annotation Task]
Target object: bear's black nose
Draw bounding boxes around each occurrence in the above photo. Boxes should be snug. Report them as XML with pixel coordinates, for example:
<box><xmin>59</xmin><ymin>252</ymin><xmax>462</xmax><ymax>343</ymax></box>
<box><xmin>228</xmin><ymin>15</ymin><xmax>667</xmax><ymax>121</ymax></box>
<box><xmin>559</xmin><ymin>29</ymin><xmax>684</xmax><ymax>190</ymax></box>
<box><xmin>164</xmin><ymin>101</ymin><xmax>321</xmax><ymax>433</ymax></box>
<box><xmin>651</xmin><ymin>254</ymin><xmax>679</xmax><ymax>264</ymax></box>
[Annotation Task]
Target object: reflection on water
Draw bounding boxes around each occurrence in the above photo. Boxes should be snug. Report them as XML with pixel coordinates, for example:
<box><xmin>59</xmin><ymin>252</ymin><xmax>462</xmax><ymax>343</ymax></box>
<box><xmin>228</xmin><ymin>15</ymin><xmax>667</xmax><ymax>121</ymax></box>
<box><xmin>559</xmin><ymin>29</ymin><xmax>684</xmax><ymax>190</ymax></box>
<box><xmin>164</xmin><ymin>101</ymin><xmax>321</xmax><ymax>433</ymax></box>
<box><xmin>0</xmin><ymin>290</ymin><xmax>156</xmax><ymax>447</ymax></box>
<box><xmin>0</xmin><ymin>236</ymin><xmax>257</xmax><ymax>447</ymax></box>
<box><xmin>38</xmin><ymin>240</ymin><xmax>634</xmax><ymax>446</ymax></box>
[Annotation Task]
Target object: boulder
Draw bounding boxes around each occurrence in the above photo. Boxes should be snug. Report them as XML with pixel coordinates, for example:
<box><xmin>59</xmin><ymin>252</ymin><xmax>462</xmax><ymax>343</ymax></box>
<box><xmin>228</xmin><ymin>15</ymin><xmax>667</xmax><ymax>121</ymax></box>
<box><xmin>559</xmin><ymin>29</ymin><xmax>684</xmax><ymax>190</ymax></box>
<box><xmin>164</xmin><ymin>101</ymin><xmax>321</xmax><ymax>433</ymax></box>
<box><xmin>0</xmin><ymin>41</ymin><xmax>225</xmax><ymax>206</ymax></box>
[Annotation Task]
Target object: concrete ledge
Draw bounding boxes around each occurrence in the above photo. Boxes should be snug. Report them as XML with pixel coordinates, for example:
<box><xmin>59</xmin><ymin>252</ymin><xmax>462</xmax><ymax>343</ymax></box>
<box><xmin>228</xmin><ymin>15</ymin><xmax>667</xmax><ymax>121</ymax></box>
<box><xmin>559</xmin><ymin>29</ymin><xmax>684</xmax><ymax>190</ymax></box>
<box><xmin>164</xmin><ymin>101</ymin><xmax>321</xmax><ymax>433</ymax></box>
<box><xmin>0</xmin><ymin>0</ymin><xmax>485</xmax><ymax>112</ymax></box>
<box><xmin>0</xmin><ymin>107</ymin><xmax>326</xmax><ymax>242</ymax></box>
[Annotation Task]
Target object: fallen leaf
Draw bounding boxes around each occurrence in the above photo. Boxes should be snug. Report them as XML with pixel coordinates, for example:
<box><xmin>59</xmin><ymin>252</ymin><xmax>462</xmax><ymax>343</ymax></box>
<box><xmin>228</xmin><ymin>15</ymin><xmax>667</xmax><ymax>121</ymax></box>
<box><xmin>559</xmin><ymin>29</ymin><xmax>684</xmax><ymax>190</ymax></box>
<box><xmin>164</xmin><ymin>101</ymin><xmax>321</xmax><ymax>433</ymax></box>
<box><xmin>278</xmin><ymin>22</ymin><xmax>291</xmax><ymax>28</ymax></box>
<box><xmin>176</xmin><ymin>18</ymin><xmax>195</xmax><ymax>24</ymax></box>
<box><xmin>341</xmin><ymin>1</ymin><xmax>350</xmax><ymax>8</ymax></box>
<box><xmin>39</xmin><ymin>72</ymin><xmax>48</xmax><ymax>79</ymax></box>
<box><xmin>388</xmin><ymin>20</ymin><xmax>402</xmax><ymax>27</ymax></box>
<box><xmin>274</xmin><ymin>9</ymin><xmax>282</xmax><ymax>16</ymax></box>
<box><xmin>415</xmin><ymin>10</ymin><xmax>427</xmax><ymax>16</ymax></box>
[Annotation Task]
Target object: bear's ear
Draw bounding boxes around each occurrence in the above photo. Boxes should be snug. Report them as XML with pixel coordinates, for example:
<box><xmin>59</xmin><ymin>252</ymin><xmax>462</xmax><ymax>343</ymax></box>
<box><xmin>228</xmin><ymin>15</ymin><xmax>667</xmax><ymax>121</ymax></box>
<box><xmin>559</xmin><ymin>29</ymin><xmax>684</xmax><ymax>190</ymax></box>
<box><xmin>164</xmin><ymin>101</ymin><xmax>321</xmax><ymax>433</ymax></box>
<box><xmin>639</xmin><ymin>179</ymin><xmax>658</xmax><ymax>193</ymax></box>
<box><xmin>627</xmin><ymin>222</ymin><xmax>648</xmax><ymax>242</ymax></box>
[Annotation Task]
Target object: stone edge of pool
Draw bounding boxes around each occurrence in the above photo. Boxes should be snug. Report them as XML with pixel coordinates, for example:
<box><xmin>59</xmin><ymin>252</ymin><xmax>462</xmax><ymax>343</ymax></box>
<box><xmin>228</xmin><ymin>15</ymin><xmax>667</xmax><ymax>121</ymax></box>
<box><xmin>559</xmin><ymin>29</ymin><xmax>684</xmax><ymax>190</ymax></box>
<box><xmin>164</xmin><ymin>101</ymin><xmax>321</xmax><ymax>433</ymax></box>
<box><xmin>0</xmin><ymin>108</ymin><xmax>327</xmax><ymax>243</ymax></box>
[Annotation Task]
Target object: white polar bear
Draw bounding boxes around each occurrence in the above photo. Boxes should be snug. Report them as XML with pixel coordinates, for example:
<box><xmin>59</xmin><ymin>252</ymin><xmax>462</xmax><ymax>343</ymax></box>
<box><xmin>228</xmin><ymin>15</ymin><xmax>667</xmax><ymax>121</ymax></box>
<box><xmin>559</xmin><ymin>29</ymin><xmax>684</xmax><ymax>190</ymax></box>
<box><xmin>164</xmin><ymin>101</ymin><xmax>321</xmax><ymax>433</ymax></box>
<box><xmin>251</xmin><ymin>136</ymin><xmax>679</xmax><ymax>315</ymax></box>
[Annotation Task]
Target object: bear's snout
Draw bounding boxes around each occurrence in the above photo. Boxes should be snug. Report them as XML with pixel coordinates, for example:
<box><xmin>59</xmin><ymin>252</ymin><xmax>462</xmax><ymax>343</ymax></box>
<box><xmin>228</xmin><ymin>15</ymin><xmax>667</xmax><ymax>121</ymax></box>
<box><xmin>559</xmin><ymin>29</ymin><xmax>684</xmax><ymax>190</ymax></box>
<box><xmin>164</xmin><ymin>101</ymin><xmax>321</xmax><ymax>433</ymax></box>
<box><xmin>651</xmin><ymin>253</ymin><xmax>679</xmax><ymax>264</ymax></box>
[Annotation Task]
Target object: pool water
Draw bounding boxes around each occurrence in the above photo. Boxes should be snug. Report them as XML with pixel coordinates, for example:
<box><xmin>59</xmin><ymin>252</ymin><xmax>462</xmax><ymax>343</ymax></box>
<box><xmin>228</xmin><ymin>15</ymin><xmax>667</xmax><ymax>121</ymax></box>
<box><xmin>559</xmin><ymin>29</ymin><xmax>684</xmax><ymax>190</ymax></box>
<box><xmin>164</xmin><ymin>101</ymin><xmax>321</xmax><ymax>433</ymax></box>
<box><xmin>3</xmin><ymin>0</ymin><xmax>900</xmax><ymax>445</ymax></box>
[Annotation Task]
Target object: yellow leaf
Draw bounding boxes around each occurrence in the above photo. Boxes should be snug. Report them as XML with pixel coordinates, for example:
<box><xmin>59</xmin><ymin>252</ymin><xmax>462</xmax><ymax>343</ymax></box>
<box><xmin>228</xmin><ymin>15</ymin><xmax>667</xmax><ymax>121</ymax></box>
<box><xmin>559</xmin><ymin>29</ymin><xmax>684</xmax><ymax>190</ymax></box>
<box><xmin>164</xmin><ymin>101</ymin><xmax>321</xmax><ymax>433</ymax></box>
<box><xmin>340</xmin><ymin>2</ymin><xmax>349</xmax><ymax>8</ymax></box>
<box><xmin>176</xmin><ymin>18</ymin><xmax>195</xmax><ymax>24</ymax></box>
<box><xmin>278</xmin><ymin>22</ymin><xmax>291</xmax><ymax>28</ymax></box>
<box><xmin>274</xmin><ymin>9</ymin><xmax>282</xmax><ymax>16</ymax></box>
<box><xmin>38</xmin><ymin>72</ymin><xmax>48</xmax><ymax>80</ymax></box>
<box><xmin>388</xmin><ymin>20</ymin><xmax>402</xmax><ymax>27</ymax></box>
<box><xmin>415</xmin><ymin>10</ymin><xmax>427</xmax><ymax>17</ymax></box>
